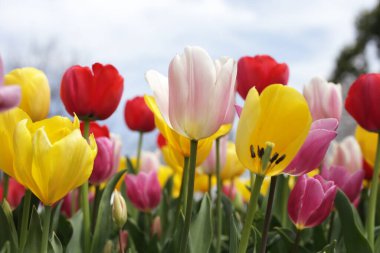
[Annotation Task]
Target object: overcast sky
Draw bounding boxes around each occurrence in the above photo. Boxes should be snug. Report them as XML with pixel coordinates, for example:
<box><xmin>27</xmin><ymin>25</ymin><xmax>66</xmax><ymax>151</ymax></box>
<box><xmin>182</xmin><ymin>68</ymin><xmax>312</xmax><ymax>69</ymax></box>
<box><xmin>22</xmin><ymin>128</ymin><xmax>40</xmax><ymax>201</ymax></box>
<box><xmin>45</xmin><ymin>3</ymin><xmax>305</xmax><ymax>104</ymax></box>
<box><xmin>0</xmin><ymin>0</ymin><xmax>377</xmax><ymax>154</ymax></box>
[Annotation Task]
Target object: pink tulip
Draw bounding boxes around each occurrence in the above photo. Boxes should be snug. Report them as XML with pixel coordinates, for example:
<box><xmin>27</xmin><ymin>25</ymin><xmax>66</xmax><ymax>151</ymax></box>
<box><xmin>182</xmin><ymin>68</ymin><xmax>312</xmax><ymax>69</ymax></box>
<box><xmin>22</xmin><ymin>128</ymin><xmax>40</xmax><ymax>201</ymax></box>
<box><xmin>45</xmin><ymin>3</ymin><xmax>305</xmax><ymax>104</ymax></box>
<box><xmin>61</xmin><ymin>189</ymin><xmax>95</xmax><ymax>217</ymax></box>
<box><xmin>324</xmin><ymin>136</ymin><xmax>362</xmax><ymax>174</ymax></box>
<box><xmin>284</xmin><ymin>118</ymin><xmax>338</xmax><ymax>176</ymax></box>
<box><xmin>201</xmin><ymin>136</ymin><xmax>228</xmax><ymax>175</ymax></box>
<box><xmin>146</xmin><ymin>46</ymin><xmax>236</xmax><ymax>140</ymax></box>
<box><xmin>0</xmin><ymin>55</ymin><xmax>21</xmax><ymax>112</ymax></box>
<box><xmin>139</xmin><ymin>151</ymin><xmax>161</xmax><ymax>173</ymax></box>
<box><xmin>222</xmin><ymin>183</ymin><xmax>237</xmax><ymax>200</ymax></box>
<box><xmin>321</xmin><ymin>165</ymin><xmax>364</xmax><ymax>203</ymax></box>
<box><xmin>90</xmin><ymin>134</ymin><xmax>121</xmax><ymax>185</ymax></box>
<box><xmin>288</xmin><ymin>175</ymin><xmax>337</xmax><ymax>229</ymax></box>
<box><xmin>0</xmin><ymin>177</ymin><xmax>25</xmax><ymax>209</ymax></box>
<box><xmin>303</xmin><ymin>77</ymin><xmax>342</xmax><ymax>121</ymax></box>
<box><xmin>125</xmin><ymin>171</ymin><xmax>161</xmax><ymax>212</ymax></box>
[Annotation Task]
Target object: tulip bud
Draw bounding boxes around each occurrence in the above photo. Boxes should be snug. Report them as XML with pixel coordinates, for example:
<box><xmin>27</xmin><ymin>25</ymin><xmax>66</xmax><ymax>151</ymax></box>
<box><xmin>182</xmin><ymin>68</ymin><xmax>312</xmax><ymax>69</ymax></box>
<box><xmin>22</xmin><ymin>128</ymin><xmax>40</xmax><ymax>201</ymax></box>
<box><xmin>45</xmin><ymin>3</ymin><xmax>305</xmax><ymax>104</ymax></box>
<box><xmin>151</xmin><ymin>216</ymin><xmax>162</xmax><ymax>238</ymax></box>
<box><xmin>102</xmin><ymin>240</ymin><xmax>113</xmax><ymax>253</ymax></box>
<box><xmin>303</xmin><ymin>77</ymin><xmax>342</xmax><ymax>121</ymax></box>
<box><xmin>236</xmin><ymin>55</ymin><xmax>289</xmax><ymax>99</ymax></box>
<box><xmin>124</xmin><ymin>96</ymin><xmax>155</xmax><ymax>132</ymax></box>
<box><xmin>5</xmin><ymin>67</ymin><xmax>50</xmax><ymax>120</ymax></box>
<box><xmin>112</xmin><ymin>190</ymin><xmax>128</xmax><ymax>229</ymax></box>
<box><xmin>288</xmin><ymin>175</ymin><xmax>337</xmax><ymax>230</ymax></box>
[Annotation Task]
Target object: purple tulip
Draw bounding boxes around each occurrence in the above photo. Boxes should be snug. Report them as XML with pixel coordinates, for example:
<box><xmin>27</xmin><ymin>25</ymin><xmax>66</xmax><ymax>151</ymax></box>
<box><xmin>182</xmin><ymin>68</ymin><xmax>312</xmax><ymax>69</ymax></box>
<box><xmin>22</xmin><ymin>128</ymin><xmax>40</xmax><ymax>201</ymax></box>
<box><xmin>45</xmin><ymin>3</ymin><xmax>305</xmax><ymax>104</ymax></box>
<box><xmin>125</xmin><ymin>170</ymin><xmax>161</xmax><ymax>212</ymax></box>
<box><xmin>283</xmin><ymin>118</ymin><xmax>338</xmax><ymax>176</ymax></box>
<box><xmin>0</xmin><ymin>55</ymin><xmax>21</xmax><ymax>112</ymax></box>
<box><xmin>321</xmin><ymin>165</ymin><xmax>364</xmax><ymax>204</ymax></box>
<box><xmin>288</xmin><ymin>175</ymin><xmax>337</xmax><ymax>229</ymax></box>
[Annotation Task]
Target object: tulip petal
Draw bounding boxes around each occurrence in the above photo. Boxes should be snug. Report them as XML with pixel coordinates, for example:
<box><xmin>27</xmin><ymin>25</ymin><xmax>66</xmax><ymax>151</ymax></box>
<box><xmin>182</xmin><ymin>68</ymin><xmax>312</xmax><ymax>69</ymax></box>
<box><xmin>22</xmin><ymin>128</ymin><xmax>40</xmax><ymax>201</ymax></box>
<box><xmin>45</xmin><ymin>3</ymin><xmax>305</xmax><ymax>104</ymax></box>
<box><xmin>0</xmin><ymin>86</ymin><xmax>21</xmax><ymax>112</ymax></box>
<box><xmin>355</xmin><ymin>125</ymin><xmax>377</xmax><ymax>168</ymax></box>
<box><xmin>288</xmin><ymin>175</ymin><xmax>307</xmax><ymax>225</ymax></box>
<box><xmin>341</xmin><ymin>169</ymin><xmax>364</xmax><ymax>202</ymax></box>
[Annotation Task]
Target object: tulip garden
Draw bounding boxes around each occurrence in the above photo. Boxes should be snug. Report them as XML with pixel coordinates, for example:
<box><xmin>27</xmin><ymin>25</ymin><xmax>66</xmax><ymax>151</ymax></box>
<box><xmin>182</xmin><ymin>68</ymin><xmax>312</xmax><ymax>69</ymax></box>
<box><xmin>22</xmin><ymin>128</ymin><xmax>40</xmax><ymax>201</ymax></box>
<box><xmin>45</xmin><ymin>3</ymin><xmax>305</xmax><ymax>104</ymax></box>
<box><xmin>0</xmin><ymin>46</ymin><xmax>379</xmax><ymax>253</ymax></box>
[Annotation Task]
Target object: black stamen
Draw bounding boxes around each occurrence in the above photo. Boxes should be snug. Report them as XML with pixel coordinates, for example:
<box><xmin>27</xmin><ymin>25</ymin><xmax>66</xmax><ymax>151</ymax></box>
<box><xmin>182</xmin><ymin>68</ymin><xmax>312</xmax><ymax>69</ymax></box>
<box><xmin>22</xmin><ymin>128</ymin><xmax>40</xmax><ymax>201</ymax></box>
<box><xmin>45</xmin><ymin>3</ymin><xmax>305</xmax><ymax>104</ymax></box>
<box><xmin>270</xmin><ymin>153</ymin><xmax>279</xmax><ymax>163</ymax></box>
<box><xmin>275</xmin><ymin>154</ymin><xmax>286</xmax><ymax>164</ymax></box>
<box><xmin>250</xmin><ymin>145</ymin><xmax>256</xmax><ymax>158</ymax></box>
<box><xmin>257</xmin><ymin>146</ymin><xmax>264</xmax><ymax>159</ymax></box>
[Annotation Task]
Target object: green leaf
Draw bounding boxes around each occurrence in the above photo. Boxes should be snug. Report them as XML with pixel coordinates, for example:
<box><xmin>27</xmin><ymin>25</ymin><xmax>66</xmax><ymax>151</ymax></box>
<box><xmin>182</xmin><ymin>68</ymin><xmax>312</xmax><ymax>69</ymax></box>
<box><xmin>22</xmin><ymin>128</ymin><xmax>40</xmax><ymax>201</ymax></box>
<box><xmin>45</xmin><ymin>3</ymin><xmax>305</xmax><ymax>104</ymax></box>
<box><xmin>375</xmin><ymin>235</ymin><xmax>380</xmax><ymax>253</ymax></box>
<box><xmin>273</xmin><ymin>227</ymin><xmax>310</xmax><ymax>253</ymax></box>
<box><xmin>25</xmin><ymin>207</ymin><xmax>42</xmax><ymax>253</ymax></box>
<box><xmin>0</xmin><ymin>200</ymin><xmax>18</xmax><ymax>251</ymax></box>
<box><xmin>125</xmin><ymin>219</ymin><xmax>147</xmax><ymax>253</ymax></box>
<box><xmin>335</xmin><ymin>190</ymin><xmax>372</xmax><ymax>253</ymax></box>
<box><xmin>90</xmin><ymin>169</ymin><xmax>127</xmax><ymax>253</ymax></box>
<box><xmin>49</xmin><ymin>232</ymin><xmax>63</xmax><ymax>253</ymax></box>
<box><xmin>0</xmin><ymin>241</ymin><xmax>10</xmax><ymax>253</ymax></box>
<box><xmin>316</xmin><ymin>240</ymin><xmax>336</xmax><ymax>253</ymax></box>
<box><xmin>272</xmin><ymin>175</ymin><xmax>291</xmax><ymax>228</ymax></box>
<box><xmin>189</xmin><ymin>195</ymin><xmax>213</xmax><ymax>253</ymax></box>
<box><xmin>229</xmin><ymin>214</ymin><xmax>239</xmax><ymax>253</ymax></box>
<box><xmin>66</xmin><ymin>211</ymin><xmax>83</xmax><ymax>253</ymax></box>
<box><xmin>55</xmin><ymin>215</ymin><xmax>73</xmax><ymax>249</ymax></box>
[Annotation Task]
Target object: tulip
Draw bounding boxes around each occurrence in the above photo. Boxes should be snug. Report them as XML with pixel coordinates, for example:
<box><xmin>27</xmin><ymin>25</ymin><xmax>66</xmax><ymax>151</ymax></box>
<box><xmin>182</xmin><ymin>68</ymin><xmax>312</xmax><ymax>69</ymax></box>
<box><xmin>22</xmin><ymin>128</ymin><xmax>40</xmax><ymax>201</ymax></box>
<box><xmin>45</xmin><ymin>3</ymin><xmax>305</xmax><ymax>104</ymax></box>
<box><xmin>124</xmin><ymin>96</ymin><xmax>155</xmax><ymax>132</ymax></box>
<box><xmin>0</xmin><ymin>55</ymin><xmax>21</xmax><ymax>112</ymax></box>
<box><xmin>145</xmin><ymin>46</ymin><xmax>236</xmax><ymax>140</ymax></box>
<box><xmin>0</xmin><ymin>108</ymin><xmax>31</xmax><ymax>179</ymax></box>
<box><xmin>0</xmin><ymin>177</ymin><xmax>25</xmax><ymax>208</ymax></box>
<box><xmin>12</xmin><ymin>116</ymin><xmax>97</xmax><ymax>205</ymax></box>
<box><xmin>222</xmin><ymin>183</ymin><xmax>237</xmax><ymax>200</ymax></box>
<box><xmin>157</xmin><ymin>167</ymin><xmax>182</xmax><ymax>198</ymax></box>
<box><xmin>303</xmin><ymin>77</ymin><xmax>342</xmax><ymax>121</ymax></box>
<box><xmin>325</xmin><ymin>136</ymin><xmax>362</xmax><ymax>173</ymax></box>
<box><xmin>220</xmin><ymin>142</ymin><xmax>245</xmax><ymax>181</ymax></box>
<box><xmin>125</xmin><ymin>171</ymin><xmax>161</xmax><ymax>212</ymax></box>
<box><xmin>80</xmin><ymin>121</ymin><xmax>110</xmax><ymax>138</ymax></box>
<box><xmin>321</xmin><ymin>165</ymin><xmax>364</xmax><ymax>203</ymax></box>
<box><xmin>61</xmin><ymin>189</ymin><xmax>95</xmax><ymax>218</ymax></box>
<box><xmin>201</xmin><ymin>136</ymin><xmax>228</xmax><ymax>175</ymax></box>
<box><xmin>112</xmin><ymin>190</ymin><xmax>128</xmax><ymax>229</ymax></box>
<box><xmin>4</xmin><ymin>67</ymin><xmax>50</xmax><ymax>120</ymax></box>
<box><xmin>288</xmin><ymin>175</ymin><xmax>337</xmax><ymax>230</ymax></box>
<box><xmin>138</xmin><ymin>151</ymin><xmax>160</xmax><ymax>173</ymax></box>
<box><xmin>236</xmin><ymin>84</ymin><xmax>312</xmax><ymax>176</ymax></box>
<box><xmin>194</xmin><ymin>173</ymin><xmax>216</xmax><ymax>194</ymax></box>
<box><xmin>236</xmin><ymin>55</ymin><xmax>289</xmax><ymax>99</ymax></box>
<box><xmin>356</xmin><ymin>125</ymin><xmax>377</xmax><ymax>173</ymax></box>
<box><xmin>60</xmin><ymin>63</ymin><xmax>124</xmax><ymax>121</ymax></box>
<box><xmin>284</xmin><ymin>118</ymin><xmax>338</xmax><ymax>176</ymax></box>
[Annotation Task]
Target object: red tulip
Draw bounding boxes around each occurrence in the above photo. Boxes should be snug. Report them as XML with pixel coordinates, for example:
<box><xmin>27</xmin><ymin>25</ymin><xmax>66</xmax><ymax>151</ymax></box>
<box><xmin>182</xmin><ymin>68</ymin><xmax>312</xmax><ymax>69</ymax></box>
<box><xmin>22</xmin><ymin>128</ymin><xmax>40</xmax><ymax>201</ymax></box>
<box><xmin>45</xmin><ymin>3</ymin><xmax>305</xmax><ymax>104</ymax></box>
<box><xmin>345</xmin><ymin>73</ymin><xmax>380</xmax><ymax>132</ymax></box>
<box><xmin>124</xmin><ymin>96</ymin><xmax>155</xmax><ymax>132</ymax></box>
<box><xmin>60</xmin><ymin>63</ymin><xmax>124</xmax><ymax>120</ymax></box>
<box><xmin>288</xmin><ymin>175</ymin><xmax>337</xmax><ymax>230</ymax></box>
<box><xmin>80</xmin><ymin>121</ymin><xmax>110</xmax><ymax>138</ymax></box>
<box><xmin>236</xmin><ymin>55</ymin><xmax>289</xmax><ymax>99</ymax></box>
<box><xmin>0</xmin><ymin>178</ymin><xmax>25</xmax><ymax>208</ymax></box>
<box><xmin>156</xmin><ymin>133</ymin><xmax>167</xmax><ymax>148</ymax></box>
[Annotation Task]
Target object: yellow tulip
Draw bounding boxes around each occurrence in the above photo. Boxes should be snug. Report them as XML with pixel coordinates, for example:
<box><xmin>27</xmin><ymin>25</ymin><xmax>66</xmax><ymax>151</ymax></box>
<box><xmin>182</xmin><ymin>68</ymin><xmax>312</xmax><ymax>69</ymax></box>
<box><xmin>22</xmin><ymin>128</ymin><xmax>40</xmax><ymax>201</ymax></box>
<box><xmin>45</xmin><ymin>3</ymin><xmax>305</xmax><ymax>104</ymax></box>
<box><xmin>5</xmin><ymin>67</ymin><xmax>50</xmax><ymax>121</ymax></box>
<box><xmin>157</xmin><ymin>166</ymin><xmax>182</xmax><ymax>197</ymax></box>
<box><xmin>236</xmin><ymin>85</ymin><xmax>311</xmax><ymax>176</ymax></box>
<box><xmin>356</xmin><ymin>125</ymin><xmax>377</xmax><ymax>168</ymax></box>
<box><xmin>0</xmin><ymin>107</ymin><xmax>31</xmax><ymax>178</ymax></box>
<box><xmin>145</xmin><ymin>95</ymin><xmax>229</xmax><ymax>171</ymax></box>
<box><xmin>220</xmin><ymin>142</ymin><xmax>245</xmax><ymax>180</ymax></box>
<box><xmin>13</xmin><ymin>116</ymin><xmax>97</xmax><ymax>205</ymax></box>
<box><xmin>194</xmin><ymin>173</ymin><xmax>216</xmax><ymax>193</ymax></box>
<box><xmin>234</xmin><ymin>176</ymin><xmax>271</xmax><ymax>202</ymax></box>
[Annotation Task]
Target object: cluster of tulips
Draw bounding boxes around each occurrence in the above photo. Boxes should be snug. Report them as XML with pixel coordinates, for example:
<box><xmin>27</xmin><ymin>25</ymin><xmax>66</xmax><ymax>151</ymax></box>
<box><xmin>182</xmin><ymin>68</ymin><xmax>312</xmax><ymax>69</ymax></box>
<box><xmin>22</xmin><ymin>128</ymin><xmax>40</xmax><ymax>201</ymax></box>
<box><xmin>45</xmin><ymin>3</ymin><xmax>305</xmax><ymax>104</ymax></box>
<box><xmin>0</xmin><ymin>46</ymin><xmax>379</xmax><ymax>253</ymax></box>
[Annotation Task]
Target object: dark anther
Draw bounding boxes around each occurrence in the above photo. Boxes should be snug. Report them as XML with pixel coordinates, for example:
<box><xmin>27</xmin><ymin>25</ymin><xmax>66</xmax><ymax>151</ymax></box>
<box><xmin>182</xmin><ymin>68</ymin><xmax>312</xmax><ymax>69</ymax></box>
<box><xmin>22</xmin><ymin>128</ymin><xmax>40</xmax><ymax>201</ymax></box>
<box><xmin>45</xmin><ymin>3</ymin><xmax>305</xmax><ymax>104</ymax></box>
<box><xmin>257</xmin><ymin>146</ymin><xmax>264</xmax><ymax>159</ymax></box>
<box><xmin>275</xmin><ymin>154</ymin><xmax>286</xmax><ymax>164</ymax></box>
<box><xmin>270</xmin><ymin>153</ymin><xmax>279</xmax><ymax>163</ymax></box>
<box><xmin>250</xmin><ymin>145</ymin><xmax>256</xmax><ymax>158</ymax></box>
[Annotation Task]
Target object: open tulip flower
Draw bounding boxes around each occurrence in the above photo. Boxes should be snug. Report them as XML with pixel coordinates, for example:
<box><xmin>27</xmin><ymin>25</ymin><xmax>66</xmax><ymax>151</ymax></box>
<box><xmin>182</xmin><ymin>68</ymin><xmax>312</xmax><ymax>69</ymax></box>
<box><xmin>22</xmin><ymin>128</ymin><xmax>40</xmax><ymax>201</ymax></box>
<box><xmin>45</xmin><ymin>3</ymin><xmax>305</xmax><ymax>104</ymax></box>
<box><xmin>145</xmin><ymin>46</ymin><xmax>236</xmax><ymax>140</ymax></box>
<box><xmin>60</xmin><ymin>63</ymin><xmax>124</xmax><ymax>121</ymax></box>
<box><xmin>236</xmin><ymin>84</ymin><xmax>312</xmax><ymax>176</ymax></box>
<box><xmin>288</xmin><ymin>175</ymin><xmax>337</xmax><ymax>230</ymax></box>
<box><xmin>12</xmin><ymin>116</ymin><xmax>97</xmax><ymax>205</ymax></box>
<box><xmin>284</xmin><ymin>118</ymin><xmax>338</xmax><ymax>176</ymax></box>
<box><xmin>0</xmin><ymin>55</ymin><xmax>21</xmax><ymax>112</ymax></box>
<box><xmin>303</xmin><ymin>77</ymin><xmax>342</xmax><ymax>121</ymax></box>
<box><xmin>236</xmin><ymin>55</ymin><xmax>289</xmax><ymax>99</ymax></box>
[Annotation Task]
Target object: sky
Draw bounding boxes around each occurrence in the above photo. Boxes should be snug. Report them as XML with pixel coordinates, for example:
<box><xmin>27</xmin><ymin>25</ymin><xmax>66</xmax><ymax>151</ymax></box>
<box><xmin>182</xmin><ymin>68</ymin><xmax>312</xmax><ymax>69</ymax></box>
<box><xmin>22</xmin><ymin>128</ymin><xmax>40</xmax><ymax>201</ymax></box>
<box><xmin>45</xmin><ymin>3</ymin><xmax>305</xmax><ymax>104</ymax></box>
<box><xmin>0</xmin><ymin>0</ymin><xmax>377</xmax><ymax>154</ymax></box>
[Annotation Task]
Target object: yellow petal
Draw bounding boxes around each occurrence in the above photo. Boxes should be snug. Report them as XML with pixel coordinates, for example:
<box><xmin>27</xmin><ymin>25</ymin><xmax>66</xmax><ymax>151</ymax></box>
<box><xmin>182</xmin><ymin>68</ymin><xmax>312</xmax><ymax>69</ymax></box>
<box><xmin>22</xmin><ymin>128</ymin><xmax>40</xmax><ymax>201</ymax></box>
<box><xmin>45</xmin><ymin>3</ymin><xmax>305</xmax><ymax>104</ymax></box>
<box><xmin>356</xmin><ymin>125</ymin><xmax>377</xmax><ymax>168</ymax></box>
<box><xmin>236</xmin><ymin>85</ymin><xmax>311</xmax><ymax>176</ymax></box>
<box><xmin>194</xmin><ymin>173</ymin><xmax>215</xmax><ymax>193</ymax></box>
<box><xmin>221</xmin><ymin>142</ymin><xmax>245</xmax><ymax>180</ymax></box>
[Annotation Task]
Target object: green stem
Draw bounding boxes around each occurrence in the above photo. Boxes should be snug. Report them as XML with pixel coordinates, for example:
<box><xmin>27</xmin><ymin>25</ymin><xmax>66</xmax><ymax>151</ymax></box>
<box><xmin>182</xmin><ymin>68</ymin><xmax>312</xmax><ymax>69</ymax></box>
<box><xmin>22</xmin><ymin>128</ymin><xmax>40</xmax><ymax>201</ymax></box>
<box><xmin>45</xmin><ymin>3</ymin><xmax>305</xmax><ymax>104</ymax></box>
<box><xmin>181</xmin><ymin>157</ymin><xmax>190</xmax><ymax>213</ymax></box>
<box><xmin>327</xmin><ymin>211</ymin><xmax>335</xmax><ymax>243</ymax></box>
<box><xmin>173</xmin><ymin>157</ymin><xmax>189</xmax><ymax>234</ymax></box>
<box><xmin>215</xmin><ymin>138</ymin><xmax>222</xmax><ymax>253</ymax></box>
<box><xmin>119</xmin><ymin>229</ymin><xmax>125</xmax><ymax>253</ymax></box>
<box><xmin>81</xmin><ymin>120</ymin><xmax>91</xmax><ymax>253</ymax></box>
<box><xmin>178</xmin><ymin>140</ymin><xmax>198</xmax><ymax>253</ymax></box>
<box><xmin>2</xmin><ymin>174</ymin><xmax>9</xmax><ymax>202</ymax></box>
<box><xmin>237</xmin><ymin>174</ymin><xmax>265</xmax><ymax>253</ymax></box>
<box><xmin>259</xmin><ymin>176</ymin><xmax>278</xmax><ymax>253</ymax></box>
<box><xmin>135</xmin><ymin>131</ymin><xmax>144</xmax><ymax>171</ymax></box>
<box><xmin>41</xmin><ymin>206</ymin><xmax>52</xmax><ymax>253</ymax></box>
<box><xmin>19</xmin><ymin>190</ymin><xmax>32</xmax><ymax>253</ymax></box>
<box><xmin>366</xmin><ymin>133</ymin><xmax>380</xmax><ymax>247</ymax></box>
<box><xmin>208</xmin><ymin>174</ymin><xmax>212</xmax><ymax>197</ymax></box>
<box><xmin>292</xmin><ymin>229</ymin><xmax>301</xmax><ymax>253</ymax></box>
<box><xmin>279</xmin><ymin>175</ymin><xmax>289</xmax><ymax>226</ymax></box>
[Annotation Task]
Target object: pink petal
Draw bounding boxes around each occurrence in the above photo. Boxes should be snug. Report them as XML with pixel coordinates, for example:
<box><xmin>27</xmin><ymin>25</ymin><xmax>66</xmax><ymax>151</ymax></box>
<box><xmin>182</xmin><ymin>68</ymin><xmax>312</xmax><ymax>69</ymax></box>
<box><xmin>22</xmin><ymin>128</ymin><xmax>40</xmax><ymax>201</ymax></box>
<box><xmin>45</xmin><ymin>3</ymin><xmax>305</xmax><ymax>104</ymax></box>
<box><xmin>310</xmin><ymin>118</ymin><xmax>339</xmax><ymax>131</ymax></box>
<box><xmin>0</xmin><ymin>86</ymin><xmax>21</xmax><ymax>112</ymax></box>
<box><xmin>341</xmin><ymin>169</ymin><xmax>364</xmax><ymax>203</ymax></box>
<box><xmin>288</xmin><ymin>175</ymin><xmax>307</xmax><ymax>225</ymax></box>
<box><xmin>146</xmin><ymin>171</ymin><xmax>161</xmax><ymax>209</ymax></box>
<box><xmin>235</xmin><ymin>105</ymin><xmax>243</xmax><ymax>117</ymax></box>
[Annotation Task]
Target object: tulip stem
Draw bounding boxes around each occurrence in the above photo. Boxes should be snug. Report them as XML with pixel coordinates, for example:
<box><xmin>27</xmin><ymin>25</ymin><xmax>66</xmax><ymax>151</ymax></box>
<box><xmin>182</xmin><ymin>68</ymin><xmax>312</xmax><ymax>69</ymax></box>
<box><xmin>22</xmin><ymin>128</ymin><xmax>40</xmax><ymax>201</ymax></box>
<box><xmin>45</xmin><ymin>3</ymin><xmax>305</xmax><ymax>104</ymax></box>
<box><xmin>19</xmin><ymin>190</ymin><xmax>32</xmax><ymax>253</ymax></box>
<box><xmin>2</xmin><ymin>174</ymin><xmax>9</xmax><ymax>202</ymax></box>
<box><xmin>173</xmin><ymin>157</ymin><xmax>189</xmax><ymax>234</ymax></box>
<box><xmin>41</xmin><ymin>205</ymin><xmax>52</xmax><ymax>253</ymax></box>
<box><xmin>215</xmin><ymin>137</ymin><xmax>222</xmax><ymax>253</ymax></box>
<box><xmin>118</xmin><ymin>229</ymin><xmax>125</xmax><ymax>253</ymax></box>
<box><xmin>259</xmin><ymin>176</ymin><xmax>278</xmax><ymax>253</ymax></box>
<box><xmin>292</xmin><ymin>229</ymin><xmax>301</xmax><ymax>253</ymax></box>
<box><xmin>178</xmin><ymin>140</ymin><xmax>198</xmax><ymax>253</ymax></box>
<box><xmin>208</xmin><ymin>174</ymin><xmax>212</xmax><ymax>197</ymax></box>
<box><xmin>366</xmin><ymin>133</ymin><xmax>380</xmax><ymax>247</ymax></box>
<box><xmin>81</xmin><ymin>120</ymin><xmax>91</xmax><ymax>253</ymax></box>
<box><xmin>327</xmin><ymin>211</ymin><xmax>335</xmax><ymax>243</ymax></box>
<box><xmin>135</xmin><ymin>131</ymin><xmax>144</xmax><ymax>171</ymax></box>
<box><xmin>237</xmin><ymin>174</ymin><xmax>264</xmax><ymax>253</ymax></box>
